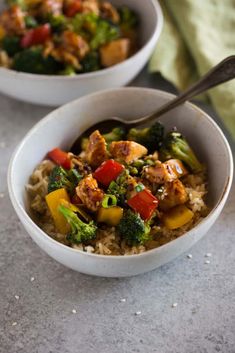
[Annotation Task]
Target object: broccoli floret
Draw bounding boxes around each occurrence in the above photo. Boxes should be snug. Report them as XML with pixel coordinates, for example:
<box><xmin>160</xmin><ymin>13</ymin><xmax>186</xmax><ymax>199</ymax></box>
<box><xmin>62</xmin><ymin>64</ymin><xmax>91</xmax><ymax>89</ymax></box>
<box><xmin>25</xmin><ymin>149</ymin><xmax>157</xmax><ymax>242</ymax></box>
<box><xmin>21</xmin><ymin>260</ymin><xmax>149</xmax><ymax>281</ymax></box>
<box><xmin>2</xmin><ymin>36</ymin><xmax>21</xmax><ymax>56</ymax></box>
<box><xmin>90</xmin><ymin>19</ymin><xmax>120</xmax><ymax>50</ymax></box>
<box><xmin>13</xmin><ymin>48</ymin><xmax>62</xmax><ymax>74</ymax></box>
<box><xmin>48</xmin><ymin>166</ymin><xmax>82</xmax><ymax>194</ymax></box>
<box><xmin>127</xmin><ymin>122</ymin><xmax>164</xmax><ymax>152</ymax></box>
<box><xmin>119</xmin><ymin>6</ymin><xmax>138</xmax><ymax>30</ymax></box>
<box><xmin>72</xmin><ymin>13</ymin><xmax>119</xmax><ymax>50</ymax></box>
<box><xmin>60</xmin><ymin>65</ymin><xmax>76</xmax><ymax>76</ymax></box>
<box><xmin>80</xmin><ymin>51</ymin><xmax>101</xmax><ymax>72</ymax></box>
<box><xmin>48</xmin><ymin>14</ymin><xmax>67</xmax><ymax>32</ymax></box>
<box><xmin>103</xmin><ymin>126</ymin><xmax>126</xmax><ymax>143</ymax></box>
<box><xmin>159</xmin><ymin>146</ymin><xmax>172</xmax><ymax>162</ymax></box>
<box><xmin>160</xmin><ymin>130</ymin><xmax>203</xmax><ymax>173</ymax></box>
<box><xmin>59</xmin><ymin>205</ymin><xmax>97</xmax><ymax>244</ymax></box>
<box><xmin>117</xmin><ymin>210</ymin><xmax>151</xmax><ymax>246</ymax></box>
<box><xmin>24</xmin><ymin>15</ymin><xmax>38</xmax><ymax>28</ymax></box>
<box><xmin>71</xmin><ymin>13</ymin><xmax>98</xmax><ymax>36</ymax></box>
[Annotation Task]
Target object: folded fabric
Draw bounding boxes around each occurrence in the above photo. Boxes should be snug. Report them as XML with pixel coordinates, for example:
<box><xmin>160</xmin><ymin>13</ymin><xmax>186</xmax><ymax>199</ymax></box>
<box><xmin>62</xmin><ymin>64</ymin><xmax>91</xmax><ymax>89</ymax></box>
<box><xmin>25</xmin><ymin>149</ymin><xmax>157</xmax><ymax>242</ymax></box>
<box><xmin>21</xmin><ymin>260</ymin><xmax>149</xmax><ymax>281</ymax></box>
<box><xmin>149</xmin><ymin>0</ymin><xmax>235</xmax><ymax>139</ymax></box>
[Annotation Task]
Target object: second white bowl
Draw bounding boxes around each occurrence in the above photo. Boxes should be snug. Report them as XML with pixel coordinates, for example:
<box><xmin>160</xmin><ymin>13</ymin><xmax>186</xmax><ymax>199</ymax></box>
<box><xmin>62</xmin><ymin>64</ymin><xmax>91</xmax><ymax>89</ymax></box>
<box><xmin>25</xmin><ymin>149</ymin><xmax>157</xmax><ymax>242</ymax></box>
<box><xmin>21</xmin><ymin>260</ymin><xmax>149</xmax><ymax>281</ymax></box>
<box><xmin>0</xmin><ymin>0</ymin><xmax>163</xmax><ymax>106</ymax></box>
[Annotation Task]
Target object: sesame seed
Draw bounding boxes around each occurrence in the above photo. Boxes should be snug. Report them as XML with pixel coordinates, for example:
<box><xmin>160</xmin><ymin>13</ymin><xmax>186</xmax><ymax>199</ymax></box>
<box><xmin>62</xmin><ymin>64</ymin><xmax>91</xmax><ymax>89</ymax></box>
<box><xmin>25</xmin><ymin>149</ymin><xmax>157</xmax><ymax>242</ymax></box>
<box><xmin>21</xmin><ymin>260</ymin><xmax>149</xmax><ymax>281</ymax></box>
<box><xmin>15</xmin><ymin>295</ymin><xmax>19</xmax><ymax>300</ymax></box>
<box><xmin>205</xmin><ymin>260</ymin><xmax>210</xmax><ymax>264</ymax></box>
<box><xmin>0</xmin><ymin>142</ymin><xmax>6</xmax><ymax>148</ymax></box>
<box><xmin>120</xmin><ymin>298</ymin><xmax>126</xmax><ymax>302</ymax></box>
<box><xmin>72</xmin><ymin>309</ymin><xmax>77</xmax><ymax>314</ymax></box>
<box><xmin>12</xmin><ymin>322</ymin><xmax>17</xmax><ymax>326</ymax></box>
<box><xmin>0</xmin><ymin>193</ymin><xmax>4</xmax><ymax>198</ymax></box>
<box><xmin>153</xmin><ymin>200</ymin><xmax>158</xmax><ymax>204</ymax></box>
<box><xmin>30</xmin><ymin>277</ymin><xmax>35</xmax><ymax>282</ymax></box>
<box><xmin>205</xmin><ymin>253</ymin><xmax>212</xmax><ymax>257</ymax></box>
<box><xmin>172</xmin><ymin>303</ymin><xmax>178</xmax><ymax>308</ymax></box>
<box><xmin>187</xmin><ymin>254</ymin><xmax>192</xmax><ymax>259</ymax></box>
<box><xmin>135</xmin><ymin>311</ymin><xmax>141</xmax><ymax>315</ymax></box>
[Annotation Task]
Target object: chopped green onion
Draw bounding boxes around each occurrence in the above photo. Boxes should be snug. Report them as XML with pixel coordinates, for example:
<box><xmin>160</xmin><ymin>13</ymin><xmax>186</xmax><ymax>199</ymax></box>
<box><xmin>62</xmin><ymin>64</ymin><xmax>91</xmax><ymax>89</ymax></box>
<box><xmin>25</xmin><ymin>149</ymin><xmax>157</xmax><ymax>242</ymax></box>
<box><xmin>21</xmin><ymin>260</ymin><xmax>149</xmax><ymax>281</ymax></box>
<box><xmin>145</xmin><ymin>159</ymin><xmax>155</xmax><ymax>166</ymax></box>
<box><xmin>135</xmin><ymin>183</ymin><xmax>145</xmax><ymax>193</ymax></box>
<box><xmin>102</xmin><ymin>194</ymin><xmax>117</xmax><ymax>208</ymax></box>
<box><xmin>128</xmin><ymin>166</ymin><xmax>138</xmax><ymax>175</ymax></box>
<box><xmin>132</xmin><ymin>159</ymin><xmax>145</xmax><ymax>169</ymax></box>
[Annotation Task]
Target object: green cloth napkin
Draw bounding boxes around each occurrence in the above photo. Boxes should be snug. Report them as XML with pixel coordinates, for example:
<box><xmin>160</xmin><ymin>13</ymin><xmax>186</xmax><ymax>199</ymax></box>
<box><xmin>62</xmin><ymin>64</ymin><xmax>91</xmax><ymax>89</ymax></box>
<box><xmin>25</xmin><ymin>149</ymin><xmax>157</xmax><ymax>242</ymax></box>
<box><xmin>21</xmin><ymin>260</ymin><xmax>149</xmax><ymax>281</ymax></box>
<box><xmin>149</xmin><ymin>0</ymin><xmax>235</xmax><ymax>139</ymax></box>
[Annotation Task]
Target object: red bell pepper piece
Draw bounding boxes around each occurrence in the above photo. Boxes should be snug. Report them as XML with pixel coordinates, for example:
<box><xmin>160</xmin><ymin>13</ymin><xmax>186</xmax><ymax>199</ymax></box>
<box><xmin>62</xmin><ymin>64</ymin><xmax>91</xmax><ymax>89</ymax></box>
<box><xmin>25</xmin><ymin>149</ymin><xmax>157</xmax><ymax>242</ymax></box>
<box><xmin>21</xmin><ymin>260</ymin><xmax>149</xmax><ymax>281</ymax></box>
<box><xmin>93</xmin><ymin>159</ymin><xmax>125</xmax><ymax>187</ymax></box>
<box><xmin>21</xmin><ymin>24</ymin><xmax>51</xmax><ymax>48</ymax></box>
<box><xmin>65</xmin><ymin>0</ymin><xmax>82</xmax><ymax>17</ymax></box>
<box><xmin>48</xmin><ymin>148</ymin><xmax>71</xmax><ymax>170</ymax></box>
<box><xmin>127</xmin><ymin>189</ymin><xmax>158</xmax><ymax>220</ymax></box>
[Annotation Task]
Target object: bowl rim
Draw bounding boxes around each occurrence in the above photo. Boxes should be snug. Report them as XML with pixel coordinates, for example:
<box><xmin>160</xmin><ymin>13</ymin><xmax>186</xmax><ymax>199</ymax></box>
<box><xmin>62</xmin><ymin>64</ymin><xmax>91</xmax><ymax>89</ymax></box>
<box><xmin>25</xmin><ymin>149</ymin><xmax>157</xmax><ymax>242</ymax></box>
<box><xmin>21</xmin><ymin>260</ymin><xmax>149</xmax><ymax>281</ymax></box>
<box><xmin>0</xmin><ymin>0</ymin><xmax>163</xmax><ymax>81</ymax></box>
<box><xmin>7</xmin><ymin>87</ymin><xmax>234</xmax><ymax>261</ymax></box>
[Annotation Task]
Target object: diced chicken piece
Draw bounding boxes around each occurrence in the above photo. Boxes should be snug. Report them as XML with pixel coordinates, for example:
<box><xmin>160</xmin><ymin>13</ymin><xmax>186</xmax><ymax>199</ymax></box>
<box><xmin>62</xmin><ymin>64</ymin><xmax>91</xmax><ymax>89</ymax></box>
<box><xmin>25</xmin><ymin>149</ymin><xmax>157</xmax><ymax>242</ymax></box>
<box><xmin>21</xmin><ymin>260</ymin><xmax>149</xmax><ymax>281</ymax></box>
<box><xmin>51</xmin><ymin>30</ymin><xmax>89</xmax><ymax>68</ymax></box>
<box><xmin>56</xmin><ymin>49</ymin><xmax>81</xmax><ymax>68</ymax></box>
<box><xmin>164</xmin><ymin>159</ymin><xmax>188</xmax><ymax>178</ymax></box>
<box><xmin>100</xmin><ymin>1</ymin><xmax>120</xmax><ymax>23</ymax></box>
<box><xmin>61</xmin><ymin>30</ymin><xmax>90</xmax><ymax>60</ymax></box>
<box><xmin>143</xmin><ymin>161</ymin><xmax>177</xmax><ymax>185</ymax></box>
<box><xmin>109</xmin><ymin>141</ymin><xmax>147</xmax><ymax>164</ymax></box>
<box><xmin>82</xmin><ymin>0</ymin><xmax>100</xmax><ymax>15</ymax></box>
<box><xmin>0</xmin><ymin>5</ymin><xmax>25</xmax><ymax>36</ymax></box>
<box><xmin>85</xmin><ymin>130</ymin><xmax>109</xmax><ymax>168</ymax></box>
<box><xmin>100</xmin><ymin>39</ymin><xmax>130</xmax><ymax>67</ymax></box>
<box><xmin>43</xmin><ymin>40</ymin><xmax>55</xmax><ymax>57</ymax></box>
<box><xmin>159</xmin><ymin>180</ymin><xmax>188</xmax><ymax>211</ymax></box>
<box><xmin>76</xmin><ymin>174</ymin><xmax>104</xmax><ymax>212</ymax></box>
<box><xmin>51</xmin><ymin>48</ymin><xmax>81</xmax><ymax>69</ymax></box>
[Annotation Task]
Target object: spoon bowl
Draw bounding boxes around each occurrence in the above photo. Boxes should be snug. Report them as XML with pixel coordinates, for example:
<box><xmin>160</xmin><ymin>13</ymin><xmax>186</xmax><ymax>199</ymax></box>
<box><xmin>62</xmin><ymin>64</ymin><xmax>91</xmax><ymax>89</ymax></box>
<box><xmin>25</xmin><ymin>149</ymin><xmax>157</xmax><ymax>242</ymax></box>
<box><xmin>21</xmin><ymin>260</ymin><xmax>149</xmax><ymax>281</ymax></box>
<box><xmin>71</xmin><ymin>56</ymin><xmax>235</xmax><ymax>153</ymax></box>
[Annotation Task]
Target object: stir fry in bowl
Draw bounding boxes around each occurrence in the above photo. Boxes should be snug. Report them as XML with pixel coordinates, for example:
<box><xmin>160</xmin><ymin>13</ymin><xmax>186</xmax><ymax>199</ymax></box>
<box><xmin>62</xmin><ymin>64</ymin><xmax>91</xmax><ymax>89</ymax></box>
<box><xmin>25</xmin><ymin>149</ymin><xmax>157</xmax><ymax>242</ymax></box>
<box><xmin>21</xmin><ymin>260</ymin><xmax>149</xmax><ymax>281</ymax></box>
<box><xmin>27</xmin><ymin>122</ymin><xmax>208</xmax><ymax>255</ymax></box>
<box><xmin>0</xmin><ymin>0</ymin><xmax>138</xmax><ymax>74</ymax></box>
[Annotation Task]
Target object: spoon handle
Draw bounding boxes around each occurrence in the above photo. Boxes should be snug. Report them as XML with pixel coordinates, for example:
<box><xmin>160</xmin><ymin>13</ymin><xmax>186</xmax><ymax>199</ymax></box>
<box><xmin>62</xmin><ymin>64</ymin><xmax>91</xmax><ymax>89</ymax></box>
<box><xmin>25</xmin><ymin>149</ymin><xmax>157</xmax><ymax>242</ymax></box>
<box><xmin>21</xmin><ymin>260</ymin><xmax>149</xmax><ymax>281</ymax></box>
<box><xmin>131</xmin><ymin>55</ymin><xmax>235</xmax><ymax>126</ymax></box>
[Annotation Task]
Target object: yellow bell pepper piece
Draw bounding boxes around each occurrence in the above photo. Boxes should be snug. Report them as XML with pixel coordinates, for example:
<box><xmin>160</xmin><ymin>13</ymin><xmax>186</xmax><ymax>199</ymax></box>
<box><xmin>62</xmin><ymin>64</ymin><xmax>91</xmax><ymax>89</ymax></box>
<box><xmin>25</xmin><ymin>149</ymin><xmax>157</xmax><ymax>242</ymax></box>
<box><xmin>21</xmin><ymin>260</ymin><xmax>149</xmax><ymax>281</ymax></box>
<box><xmin>45</xmin><ymin>188</ymin><xmax>70</xmax><ymax>234</ymax></box>
<box><xmin>0</xmin><ymin>26</ymin><xmax>6</xmax><ymax>41</ymax></box>
<box><xmin>162</xmin><ymin>204</ymin><xmax>194</xmax><ymax>230</ymax></box>
<box><xmin>97</xmin><ymin>206</ymin><xmax>123</xmax><ymax>226</ymax></box>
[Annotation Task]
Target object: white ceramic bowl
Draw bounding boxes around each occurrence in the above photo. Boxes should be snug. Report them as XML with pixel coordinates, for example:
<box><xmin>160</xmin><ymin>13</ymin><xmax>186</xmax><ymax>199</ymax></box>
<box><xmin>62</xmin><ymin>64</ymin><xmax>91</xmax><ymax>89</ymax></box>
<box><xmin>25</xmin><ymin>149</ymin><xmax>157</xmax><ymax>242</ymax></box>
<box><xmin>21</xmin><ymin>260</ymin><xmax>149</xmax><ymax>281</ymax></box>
<box><xmin>0</xmin><ymin>0</ymin><xmax>162</xmax><ymax>106</ymax></box>
<box><xmin>8</xmin><ymin>88</ymin><xmax>233</xmax><ymax>277</ymax></box>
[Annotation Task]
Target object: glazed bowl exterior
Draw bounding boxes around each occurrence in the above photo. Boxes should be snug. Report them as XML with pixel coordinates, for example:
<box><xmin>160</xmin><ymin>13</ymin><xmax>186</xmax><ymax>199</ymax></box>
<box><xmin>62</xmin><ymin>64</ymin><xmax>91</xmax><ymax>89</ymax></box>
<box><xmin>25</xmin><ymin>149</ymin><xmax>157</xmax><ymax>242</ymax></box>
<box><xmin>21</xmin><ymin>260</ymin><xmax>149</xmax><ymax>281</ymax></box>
<box><xmin>8</xmin><ymin>88</ymin><xmax>233</xmax><ymax>277</ymax></box>
<box><xmin>0</xmin><ymin>0</ymin><xmax>163</xmax><ymax>106</ymax></box>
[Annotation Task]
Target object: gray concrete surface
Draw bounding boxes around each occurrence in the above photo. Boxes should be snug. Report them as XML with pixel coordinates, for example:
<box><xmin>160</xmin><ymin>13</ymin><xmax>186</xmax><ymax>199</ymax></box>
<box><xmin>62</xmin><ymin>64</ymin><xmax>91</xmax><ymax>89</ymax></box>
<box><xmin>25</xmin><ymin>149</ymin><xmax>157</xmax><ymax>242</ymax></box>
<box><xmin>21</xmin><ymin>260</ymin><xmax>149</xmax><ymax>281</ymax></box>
<box><xmin>0</xmin><ymin>69</ymin><xmax>235</xmax><ymax>353</ymax></box>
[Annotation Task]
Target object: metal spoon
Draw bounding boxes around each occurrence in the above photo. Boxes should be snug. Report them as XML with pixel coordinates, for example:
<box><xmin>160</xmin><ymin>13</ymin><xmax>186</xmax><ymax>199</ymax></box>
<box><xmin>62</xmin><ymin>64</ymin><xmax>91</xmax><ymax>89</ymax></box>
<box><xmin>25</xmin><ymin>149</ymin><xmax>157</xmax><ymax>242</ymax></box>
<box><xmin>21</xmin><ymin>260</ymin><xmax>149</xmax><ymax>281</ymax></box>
<box><xmin>71</xmin><ymin>55</ymin><xmax>235</xmax><ymax>153</ymax></box>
